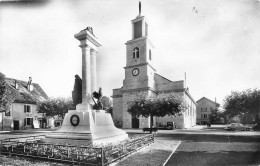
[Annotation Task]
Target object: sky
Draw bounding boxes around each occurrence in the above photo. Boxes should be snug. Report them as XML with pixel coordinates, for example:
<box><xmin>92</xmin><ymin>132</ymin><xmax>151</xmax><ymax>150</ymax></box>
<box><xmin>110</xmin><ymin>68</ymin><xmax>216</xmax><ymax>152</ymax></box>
<box><xmin>0</xmin><ymin>0</ymin><xmax>259</xmax><ymax>106</ymax></box>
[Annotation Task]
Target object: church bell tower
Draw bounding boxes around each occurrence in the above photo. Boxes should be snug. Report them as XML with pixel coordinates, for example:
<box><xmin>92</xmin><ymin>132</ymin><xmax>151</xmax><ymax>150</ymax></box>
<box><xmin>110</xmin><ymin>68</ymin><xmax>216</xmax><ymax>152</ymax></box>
<box><xmin>123</xmin><ymin>4</ymin><xmax>156</xmax><ymax>91</ymax></box>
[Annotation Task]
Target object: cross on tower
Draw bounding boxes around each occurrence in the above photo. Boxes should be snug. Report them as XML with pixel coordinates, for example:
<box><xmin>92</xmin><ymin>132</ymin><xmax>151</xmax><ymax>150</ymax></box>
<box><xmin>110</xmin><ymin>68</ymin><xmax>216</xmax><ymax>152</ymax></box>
<box><xmin>133</xmin><ymin>47</ymin><xmax>139</xmax><ymax>58</ymax></box>
<box><xmin>139</xmin><ymin>1</ymin><xmax>141</xmax><ymax>15</ymax></box>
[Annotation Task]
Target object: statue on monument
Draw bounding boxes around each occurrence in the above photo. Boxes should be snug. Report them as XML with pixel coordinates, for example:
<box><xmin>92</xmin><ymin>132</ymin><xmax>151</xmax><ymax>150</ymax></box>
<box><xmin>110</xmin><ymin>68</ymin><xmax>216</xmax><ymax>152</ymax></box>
<box><xmin>92</xmin><ymin>87</ymin><xmax>103</xmax><ymax>110</ymax></box>
<box><xmin>72</xmin><ymin>74</ymin><xmax>82</xmax><ymax>106</ymax></box>
<box><xmin>81</xmin><ymin>26</ymin><xmax>95</xmax><ymax>36</ymax></box>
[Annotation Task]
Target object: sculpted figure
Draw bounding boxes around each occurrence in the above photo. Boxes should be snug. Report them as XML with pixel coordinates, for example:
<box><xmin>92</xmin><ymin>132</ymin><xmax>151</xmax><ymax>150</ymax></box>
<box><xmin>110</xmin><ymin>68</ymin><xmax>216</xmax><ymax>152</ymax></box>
<box><xmin>81</xmin><ymin>26</ymin><xmax>95</xmax><ymax>36</ymax></box>
<box><xmin>72</xmin><ymin>75</ymin><xmax>82</xmax><ymax>105</ymax></box>
<box><xmin>92</xmin><ymin>87</ymin><xmax>103</xmax><ymax>110</ymax></box>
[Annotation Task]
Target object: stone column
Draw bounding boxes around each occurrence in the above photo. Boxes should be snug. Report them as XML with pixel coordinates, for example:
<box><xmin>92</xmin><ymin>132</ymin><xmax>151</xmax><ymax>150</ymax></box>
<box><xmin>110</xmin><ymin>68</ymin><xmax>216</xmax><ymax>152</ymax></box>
<box><xmin>74</xmin><ymin>27</ymin><xmax>101</xmax><ymax>110</ymax></box>
<box><xmin>90</xmin><ymin>49</ymin><xmax>97</xmax><ymax>93</ymax></box>
<box><xmin>80</xmin><ymin>44</ymin><xmax>91</xmax><ymax>104</ymax></box>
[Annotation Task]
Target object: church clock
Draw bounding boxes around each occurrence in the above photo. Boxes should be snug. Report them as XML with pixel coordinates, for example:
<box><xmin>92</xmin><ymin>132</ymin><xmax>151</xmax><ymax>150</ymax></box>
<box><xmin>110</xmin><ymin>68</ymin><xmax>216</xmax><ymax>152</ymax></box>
<box><xmin>132</xmin><ymin>68</ymin><xmax>139</xmax><ymax>76</ymax></box>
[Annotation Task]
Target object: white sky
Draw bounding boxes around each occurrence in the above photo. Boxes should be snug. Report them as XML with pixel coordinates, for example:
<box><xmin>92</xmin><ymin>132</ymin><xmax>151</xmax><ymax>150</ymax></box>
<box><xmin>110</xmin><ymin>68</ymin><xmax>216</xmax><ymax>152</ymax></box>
<box><xmin>0</xmin><ymin>0</ymin><xmax>259</xmax><ymax>106</ymax></box>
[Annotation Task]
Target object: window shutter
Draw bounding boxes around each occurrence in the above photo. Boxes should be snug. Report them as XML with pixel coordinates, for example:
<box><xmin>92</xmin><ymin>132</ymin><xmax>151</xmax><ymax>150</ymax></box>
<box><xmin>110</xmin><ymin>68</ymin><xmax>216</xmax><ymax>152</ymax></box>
<box><xmin>24</xmin><ymin>105</ymin><xmax>26</xmax><ymax>113</ymax></box>
<box><xmin>27</xmin><ymin>105</ymin><xmax>31</xmax><ymax>113</ymax></box>
<box><xmin>30</xmin><ymin>118</ymin><xmax>33</xmax><ymax>125</ymax></box>
<box><xmin>24</xmin><ymin>118</ymin><xmax>26</xmax><ymax>126</ymax></box>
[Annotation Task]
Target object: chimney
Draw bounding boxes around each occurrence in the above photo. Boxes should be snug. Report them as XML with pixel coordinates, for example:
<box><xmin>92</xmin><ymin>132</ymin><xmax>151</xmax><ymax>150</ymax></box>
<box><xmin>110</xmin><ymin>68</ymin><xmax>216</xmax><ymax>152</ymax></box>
<box><xmin>27</xmin><ymin>77</ymin><xmax>33</xmax><ymax>91</ymax></box>
<box><xmin>215</xmin><ymin>97</ymin><xmax>217</xmax><ymax>103</ymax></box>
<box><xmin>15</xmin><ymin>80</ymin><xmax>19</xmax><ymax>89</ymax></box>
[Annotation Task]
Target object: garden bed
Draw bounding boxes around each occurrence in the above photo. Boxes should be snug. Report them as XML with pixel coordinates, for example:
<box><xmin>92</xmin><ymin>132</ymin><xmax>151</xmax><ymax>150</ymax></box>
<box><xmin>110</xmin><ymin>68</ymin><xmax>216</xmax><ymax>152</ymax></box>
<box><xmin>0</xmin><ymin>134</ymin><xmax>154</xmax><ymax>166</ymax></box>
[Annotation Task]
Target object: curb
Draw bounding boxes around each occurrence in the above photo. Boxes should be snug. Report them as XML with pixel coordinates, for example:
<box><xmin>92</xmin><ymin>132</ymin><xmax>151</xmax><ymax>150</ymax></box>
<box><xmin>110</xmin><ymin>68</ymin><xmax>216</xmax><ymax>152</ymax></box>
<box><xmin>162</xmin><ymin>141</ymin><xmax>181</xmax><ymax>166</ymax></box>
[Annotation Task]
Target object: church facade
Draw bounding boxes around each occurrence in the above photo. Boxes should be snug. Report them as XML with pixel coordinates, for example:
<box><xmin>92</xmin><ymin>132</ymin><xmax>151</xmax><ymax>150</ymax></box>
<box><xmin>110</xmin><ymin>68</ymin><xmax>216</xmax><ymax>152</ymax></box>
<box><xmin>112</xmin><ymin>12</ymin><xmax>197</xmax><ymax>129</ymax></box>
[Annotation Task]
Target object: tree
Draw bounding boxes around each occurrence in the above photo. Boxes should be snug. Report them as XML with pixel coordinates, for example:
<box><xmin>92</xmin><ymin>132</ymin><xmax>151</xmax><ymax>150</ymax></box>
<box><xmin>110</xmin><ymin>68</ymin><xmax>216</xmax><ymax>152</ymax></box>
<box><xmin>37</xmin><ymin>97</ymin><xmax>75</xmax><ymax>118</ymax></box>
<box><xmin>209</xmin><ymin>108</ymin><xmax>226</xmax><ymax>124</ymax></box>
<box><xmin>223</xmin><ymin>89</ymin><xmax>260</xmax><ymax>127</ymax></box>
<box><xmin>0</xmin><ymin>73</ymin><xmax>15</xmax><ymax>114</ymax></box>
<box><xmin>127</xmin><ymin>95</ymin><xmax>187</xmax><ymax>133</ymax></box>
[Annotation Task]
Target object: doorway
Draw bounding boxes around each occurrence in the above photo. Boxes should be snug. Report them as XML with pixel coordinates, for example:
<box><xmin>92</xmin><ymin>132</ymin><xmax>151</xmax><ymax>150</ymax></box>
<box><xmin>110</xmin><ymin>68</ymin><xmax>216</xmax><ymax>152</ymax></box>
<box><xmin>132</xmin><ymin>116</ymin><xmax>139</xmax><ymax>128</ymax></box>
<box><xmin>13</xmin><ymin>120</ymin><xmax>19</xmax><ymax>130</ymax></box>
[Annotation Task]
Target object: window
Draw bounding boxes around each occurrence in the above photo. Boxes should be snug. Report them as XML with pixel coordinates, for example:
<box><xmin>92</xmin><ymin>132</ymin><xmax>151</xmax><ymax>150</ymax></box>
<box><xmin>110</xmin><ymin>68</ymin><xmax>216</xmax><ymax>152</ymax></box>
<box><xmin>149</xmin><ymin>49</ymin><xmax>152</xmax><ymax>60</ymax></box>
<box><xmin>133</xmin><ymin>47</ymin><xmax>139</xmax><ymax>59</ymax></box>
<box><xmin>134</xmin><ymin>21</ymin><xmax>142</xmax><ymax>39</ymax></box>
<box><xmin>204</xmin><ymin>114</ymin><xmax>207</xmax><ymax>118</ymax></box>
<box><xmin>24</xmin><ymin>105</ymin><xmax>32</xmax><ymax>113</ymax></box>
<box><xmin>5</xmin><ymin>110</ymin><xmax>10</xmax><ymax>116</ymax></box>
<box><xmin>145</xmin><ymin>23</ymin><xmax>148</xmax><ymax>36</ymax></box>
<box><xmin>26</xmin><ymin>118</ymin><xmax>33</xmax><ymax>126</ymax></box>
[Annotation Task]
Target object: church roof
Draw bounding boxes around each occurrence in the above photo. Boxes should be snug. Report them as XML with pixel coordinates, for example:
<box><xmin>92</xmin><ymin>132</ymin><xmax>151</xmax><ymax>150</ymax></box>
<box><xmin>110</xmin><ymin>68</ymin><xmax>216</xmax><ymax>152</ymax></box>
<box><xmin>5</xmin><ymin>77</ymin><xmax>49</xmax><ymax>104</ymax></box>
<box><xmin>154</xmin><ymin>73</ymin><xmax>185</xmax><ymax>91</ymax></box>
<box><xmin>154</xmin><ymin>73</ymin><xmax>173</xmax><ymax>83</ymax></box>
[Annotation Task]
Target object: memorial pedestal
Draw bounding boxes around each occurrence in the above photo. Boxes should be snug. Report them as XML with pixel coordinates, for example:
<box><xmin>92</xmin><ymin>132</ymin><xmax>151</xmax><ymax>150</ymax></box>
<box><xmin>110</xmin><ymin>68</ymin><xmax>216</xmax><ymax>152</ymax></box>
<box><xmin>46</xmin><ymin>106</ymin><xmax>128</xmax><ymax>146</ymax></box>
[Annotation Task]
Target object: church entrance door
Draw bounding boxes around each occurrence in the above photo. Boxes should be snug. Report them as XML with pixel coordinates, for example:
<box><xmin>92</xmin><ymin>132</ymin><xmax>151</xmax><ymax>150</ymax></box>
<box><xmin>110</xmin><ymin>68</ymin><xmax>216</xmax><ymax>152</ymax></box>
<box><xmin>132</xmin><ymin>116</ymin><xmax>139</xmax><ymax>128</ymax></box>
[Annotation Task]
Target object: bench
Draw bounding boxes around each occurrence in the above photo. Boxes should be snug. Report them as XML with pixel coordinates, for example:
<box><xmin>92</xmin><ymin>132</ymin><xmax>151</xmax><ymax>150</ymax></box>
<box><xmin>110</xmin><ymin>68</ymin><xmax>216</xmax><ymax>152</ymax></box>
<box><xmin>143</xmin><ymin>128</ymin><xmax>158</xmax><ymax>133</ymax></box>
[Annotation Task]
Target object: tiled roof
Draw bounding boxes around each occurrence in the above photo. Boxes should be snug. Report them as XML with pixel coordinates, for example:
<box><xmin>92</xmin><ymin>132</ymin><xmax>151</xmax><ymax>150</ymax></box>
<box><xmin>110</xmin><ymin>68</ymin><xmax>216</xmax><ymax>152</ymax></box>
<box><xmin>5</xmin><ymin>78</ymin><xmax>49</xmax><ymax>104</ymax></box>
<box><xmin>197</xmin><ymin>97</ymin><xmax>220</xmax><ymax>106</ymax></box>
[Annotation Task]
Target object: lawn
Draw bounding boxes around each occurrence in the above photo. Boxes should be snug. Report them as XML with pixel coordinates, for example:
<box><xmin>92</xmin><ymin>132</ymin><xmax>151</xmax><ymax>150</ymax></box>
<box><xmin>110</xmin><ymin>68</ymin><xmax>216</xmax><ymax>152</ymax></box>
<box><xmin>165</xmin><ymin>141</ymin><xmax>260</xmax><ymax>166</ymax></box>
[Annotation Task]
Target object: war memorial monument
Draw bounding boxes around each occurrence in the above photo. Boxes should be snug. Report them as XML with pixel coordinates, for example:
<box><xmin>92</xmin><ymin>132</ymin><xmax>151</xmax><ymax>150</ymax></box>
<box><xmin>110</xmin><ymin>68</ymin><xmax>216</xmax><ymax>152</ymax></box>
<box><xmin>46</xmin><ymin>27</ymin><xmax>128</xmax><ymax>146</ymax></box>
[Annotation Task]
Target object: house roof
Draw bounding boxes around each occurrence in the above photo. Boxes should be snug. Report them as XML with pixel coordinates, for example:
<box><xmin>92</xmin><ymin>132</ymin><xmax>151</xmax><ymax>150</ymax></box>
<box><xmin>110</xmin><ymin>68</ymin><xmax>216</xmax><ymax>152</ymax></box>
<box><xmin>5</xmin><ymin>78</ymin><xmax>49</xmax><ymax>104</ymax></box>
<box><xmin>197</xmin><ymin>97</ymin><xmax>220</xmax><ymax>106</ymax></box>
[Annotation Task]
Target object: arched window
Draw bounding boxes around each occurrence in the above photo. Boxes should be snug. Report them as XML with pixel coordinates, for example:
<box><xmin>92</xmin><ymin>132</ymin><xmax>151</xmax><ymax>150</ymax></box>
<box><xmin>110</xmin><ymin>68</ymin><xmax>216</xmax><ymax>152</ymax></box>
<box><xmin>133</xmin><ymin>47</ymin><xmax>139</xmax><ymax>59</ymax></box>
<box><xmin>149</xmin><ymin>49</ymin><xmax>152</xmax><ymax>60</ymax></box>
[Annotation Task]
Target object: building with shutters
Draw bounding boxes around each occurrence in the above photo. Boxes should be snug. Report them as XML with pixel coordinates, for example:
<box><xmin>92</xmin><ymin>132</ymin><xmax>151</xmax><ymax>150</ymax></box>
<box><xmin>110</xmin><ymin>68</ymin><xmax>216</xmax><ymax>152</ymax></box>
<box><xmin>196</xmin><ymin>97</ymin><xmax>220</xmax><ymax>125</ymax></box>
<box><xmin>0</xmin><ymin>77</ymin><xmax>49</xmax><ymax>131</ymax></box>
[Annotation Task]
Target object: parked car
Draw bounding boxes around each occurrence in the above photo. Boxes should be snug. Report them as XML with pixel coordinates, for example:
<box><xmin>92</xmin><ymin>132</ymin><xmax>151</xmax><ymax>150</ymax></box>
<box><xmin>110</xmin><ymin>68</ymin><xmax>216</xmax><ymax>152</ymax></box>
<box><xmin>224</xmin><ymin>123</ymin><xmax>251</xmax><ymax>131</ymax></box>
<box><xmin>157</xmin><ymin>122</ymin><xmax>176</xmax><ymax>130</ymax></box>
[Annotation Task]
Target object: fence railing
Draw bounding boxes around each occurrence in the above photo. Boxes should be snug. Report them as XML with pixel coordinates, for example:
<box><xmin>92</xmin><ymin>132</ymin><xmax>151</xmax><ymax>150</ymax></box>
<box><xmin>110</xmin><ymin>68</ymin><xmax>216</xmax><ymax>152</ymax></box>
<box><xmin>0</xmin><ymin>134</ymin><xmax>154</xmax><ymax>166</ymax></box>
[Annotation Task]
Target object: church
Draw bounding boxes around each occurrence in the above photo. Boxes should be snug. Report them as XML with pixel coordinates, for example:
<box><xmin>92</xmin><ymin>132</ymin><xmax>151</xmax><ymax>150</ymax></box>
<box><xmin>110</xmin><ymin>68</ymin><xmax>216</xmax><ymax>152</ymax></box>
<box><xmin>112</xmin><ymin>6</ymin><xmax>197</xmax><ymax>129</ymax></box>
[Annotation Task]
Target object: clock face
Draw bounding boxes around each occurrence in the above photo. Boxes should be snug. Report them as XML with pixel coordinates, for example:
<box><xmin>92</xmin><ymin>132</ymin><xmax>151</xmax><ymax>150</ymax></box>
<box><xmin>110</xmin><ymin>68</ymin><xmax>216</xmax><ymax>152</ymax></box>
<box><xmin>70</xmin><ymin>115</ymin><xmax>80</xmax><ymax>126</ymax></box>
<box><xmin>132</xmin><ymin>68</ymin><xmax>139</xmax><ymax>76</ymax></box>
